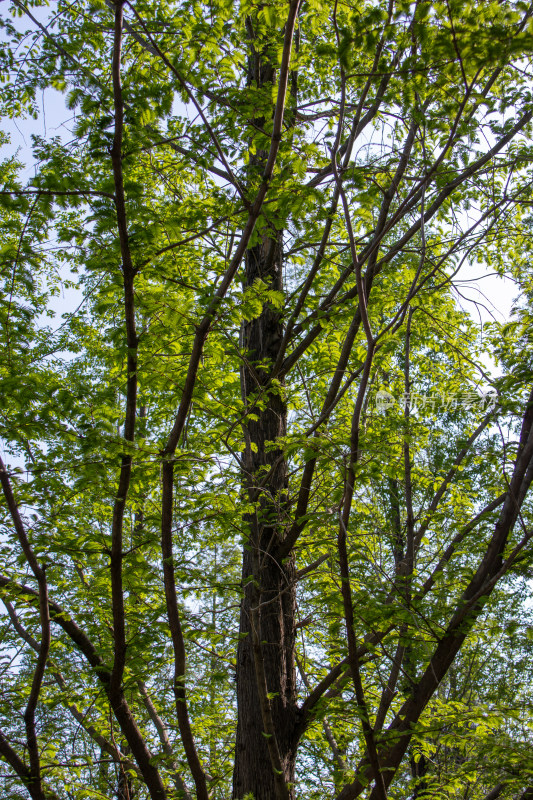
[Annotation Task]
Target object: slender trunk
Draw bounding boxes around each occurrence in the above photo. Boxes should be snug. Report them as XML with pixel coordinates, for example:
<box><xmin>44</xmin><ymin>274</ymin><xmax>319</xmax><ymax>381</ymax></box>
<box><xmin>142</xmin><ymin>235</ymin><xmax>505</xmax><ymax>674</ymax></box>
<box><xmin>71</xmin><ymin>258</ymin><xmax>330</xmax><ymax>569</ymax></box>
<box><xmin>232</xmin><ymin>15</ymin><xmax>300</xmax><ymax>797</ymax></box>
<box><xmin>233</xmin><ymin>228</ymin><xmax>298</xmax><ymax>799</ymax></box>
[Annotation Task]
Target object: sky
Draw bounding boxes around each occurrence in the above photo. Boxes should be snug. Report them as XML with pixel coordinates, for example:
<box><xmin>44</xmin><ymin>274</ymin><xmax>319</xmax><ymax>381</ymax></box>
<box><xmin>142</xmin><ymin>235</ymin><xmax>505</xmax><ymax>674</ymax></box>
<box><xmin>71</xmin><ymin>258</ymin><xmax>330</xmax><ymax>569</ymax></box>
<box><xmin>0</xmin><ymin>0</ymin><xmax>521</xmax><ymax>404</ymax></box>
<box><xmin>2</xmin><ymin>0</ymin><xmax>521</xmax><ymax>327</ymax></box>
<box><xmin>2</xmin><ymin>86</ymin><xmax>519</xmax><ymax>321</ymax></box>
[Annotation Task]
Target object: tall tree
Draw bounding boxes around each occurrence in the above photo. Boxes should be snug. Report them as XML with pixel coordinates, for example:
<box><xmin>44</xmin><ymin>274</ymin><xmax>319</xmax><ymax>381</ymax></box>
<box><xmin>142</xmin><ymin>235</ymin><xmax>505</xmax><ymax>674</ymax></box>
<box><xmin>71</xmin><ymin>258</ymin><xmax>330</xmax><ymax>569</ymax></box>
<box><xmin>1</xmin><ymin>0</ymin><xmax>533</xmax><ymax>798</ymax></box>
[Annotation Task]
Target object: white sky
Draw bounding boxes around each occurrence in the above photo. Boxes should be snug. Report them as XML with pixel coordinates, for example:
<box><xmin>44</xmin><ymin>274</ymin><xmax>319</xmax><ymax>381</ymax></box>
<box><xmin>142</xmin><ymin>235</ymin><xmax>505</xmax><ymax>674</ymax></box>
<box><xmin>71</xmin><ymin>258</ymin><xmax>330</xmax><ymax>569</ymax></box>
<box><xmin>2</xmin><ymin>88</ymin><xmax>518</xmax><ymax>323</ymax></box>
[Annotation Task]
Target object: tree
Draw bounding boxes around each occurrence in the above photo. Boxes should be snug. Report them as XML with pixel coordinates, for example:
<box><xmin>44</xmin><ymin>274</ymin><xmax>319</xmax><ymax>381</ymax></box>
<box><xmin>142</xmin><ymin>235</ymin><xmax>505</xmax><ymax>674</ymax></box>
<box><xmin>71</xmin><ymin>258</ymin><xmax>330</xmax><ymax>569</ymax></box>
<box><xmin>1</xmin><ymin>0</ymin><xmax>533</xmax><ymax>797</ymax></box>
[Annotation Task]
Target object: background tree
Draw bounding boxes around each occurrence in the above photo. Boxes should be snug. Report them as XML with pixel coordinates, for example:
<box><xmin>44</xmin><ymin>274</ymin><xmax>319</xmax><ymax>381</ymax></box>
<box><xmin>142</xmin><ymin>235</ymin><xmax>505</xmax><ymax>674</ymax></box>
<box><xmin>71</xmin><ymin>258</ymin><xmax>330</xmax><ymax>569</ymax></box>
<box><xmin>1</xmin><ymin>0</ymin><xmax>533</xmax><ymax>798</ymax></box>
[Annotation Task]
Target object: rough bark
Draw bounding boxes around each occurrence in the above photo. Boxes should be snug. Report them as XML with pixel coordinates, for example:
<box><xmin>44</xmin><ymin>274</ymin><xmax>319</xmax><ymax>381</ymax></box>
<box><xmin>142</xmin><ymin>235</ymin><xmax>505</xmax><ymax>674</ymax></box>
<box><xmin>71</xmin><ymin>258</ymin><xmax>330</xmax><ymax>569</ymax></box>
<box><xmin>233</xmin><ymin>227</ymin><xmax>298</xmax><ymax>799</ymax></box>
<box><xmin>232</xmin><ymin>18</ymin><xmax>299</xmax><ymax>797</ymax></box>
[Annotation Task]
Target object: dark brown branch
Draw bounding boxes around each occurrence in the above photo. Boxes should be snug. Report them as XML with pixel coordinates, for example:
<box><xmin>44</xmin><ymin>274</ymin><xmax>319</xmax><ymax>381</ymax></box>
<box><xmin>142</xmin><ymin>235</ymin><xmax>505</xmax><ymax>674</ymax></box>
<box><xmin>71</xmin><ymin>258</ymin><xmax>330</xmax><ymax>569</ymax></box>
<box><xmin>0</xmin><ymin>728</ymin><xmax>60</xmax><ymax>800</ymax></box>
<box><xmin>102</xmin><ymin>9</ymin><xmax>169</xmax><ymax>798</ymax></box>
<box><xmin>0</xmin><ymin>574</ymin><xmax>166</xmax><ymax>799</ymax></box>
<box><xmin>403</xmin><ymin>309</ymin><xmax>415</xmax><ymax>587</ymax></box>
<box><xmin>376</xmin><ymin>108</ymin><xmax>533</xmax><ymax>272</ymax></box>
<box><xmin>23</xmin><ymin>575</ymin><xmax>50</xmax><ymax>800</ymax></box>
<box><xmin>295</xmin><ymin>621</ymin><xmax>395</xmax><ymax>742</ymax></box>
<box><xmin>417</xmin><ymin>493</ymin><xmax>507</xmax><ymax>599</ymax></box>
<box><xmin>0</xmin><ymin>728</ymin><xmax>30</xmax><ymax>785</ymax></box>
<box><xmin>296</xmin><ymin>656</ymin><xmax>347</xmax><ymax>776</ymax></box>
<box><xmin>373</xmin><ymin>639</ymin><xmax>405</xmax><ymax>733</ymax></box>
<box><xmin>277</xmin><ymin>314</ymin><xmax>365</xmax><ymax>561</ymax></box>
<box><xmin>280</xmin><ymin>118</ymin><xmax>417</xmax><ymax>377</ymax></box>
<box><xmin>0</xmin><ymin>189</ymin><xmax>115</xmax><ymax>199</ymax></box>
<box><xmin>109</xmin><ymin>0</ymin><xmax>136</xmax><ymax>705</ymax></box>
<box><xmin>336</xmin><ymin>388</ymin><xmax>533</xmax><ymax>800</ymax></box>
<box><xmin>481</xmin><ymin>785</ymin><xmax>504</xmax><ymax>800</ymax></box>
<box><xmin>2</xmin><ymin>599</ymin><xmax>141</xmax><ymax>782</ymax></box>
<box><xmin>413</xmin><ymin>411</ymin><xmax>495</xmax><ymax>549</ymax></box>
<box><xmin>295</xmin><ymin>553</ymin><xmax>330</xmax><ymax>580</ymax></box>
<box><xmin>0</xmin><ymin>456</ymin><xmax>50</xmax><ymax>799</ymax></box>
<box><xmin>282</xmin><ymin>109</ymin><xmax>533</xmax><ymax>383</ymax></box>
<box><xmin>138</xmin><ymin>681</ymin><xmax>192</xmax><ymax>800</ymax></box>
<box><xmin>333</xmin><ymin>332</ymin><xmax>385</xmax><ymax>797</ymax></box>
<box><xmin>161</xmin><ymin>461</ymin><xmax>209</xmax><ymax>800</ymax></box>
<box><xmin>338</xmin><ymin>509</ymin><xmax>387</xmax><ymax>800</ymax></box>
<box><xmin>275</xmin><ymin>119</ymin><xmax>418</xmax><ymax>562</ymax></box>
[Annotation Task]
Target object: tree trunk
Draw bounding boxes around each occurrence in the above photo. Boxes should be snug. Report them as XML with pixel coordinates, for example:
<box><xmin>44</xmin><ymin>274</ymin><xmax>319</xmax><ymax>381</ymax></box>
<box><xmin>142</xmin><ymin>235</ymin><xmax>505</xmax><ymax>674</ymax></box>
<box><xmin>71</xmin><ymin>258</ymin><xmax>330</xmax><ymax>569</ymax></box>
<box><xmin>232</xmin><ymin>20</ymin><xmax>299</xmax><ymax>797</ymax></box>
<box><xmin>232</xmin><ymin>229</ymin><xmax>298</xmax><ymax>799</ymax></box>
